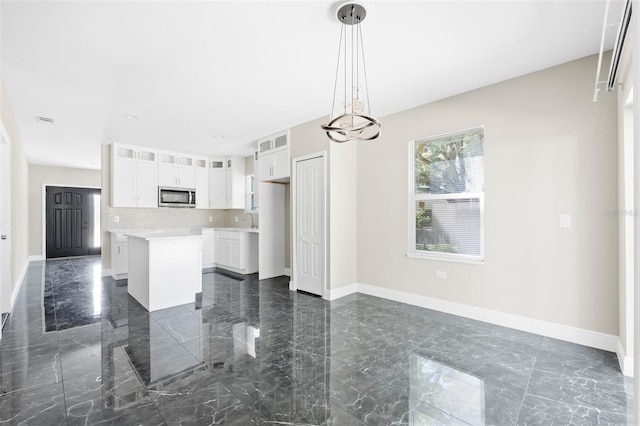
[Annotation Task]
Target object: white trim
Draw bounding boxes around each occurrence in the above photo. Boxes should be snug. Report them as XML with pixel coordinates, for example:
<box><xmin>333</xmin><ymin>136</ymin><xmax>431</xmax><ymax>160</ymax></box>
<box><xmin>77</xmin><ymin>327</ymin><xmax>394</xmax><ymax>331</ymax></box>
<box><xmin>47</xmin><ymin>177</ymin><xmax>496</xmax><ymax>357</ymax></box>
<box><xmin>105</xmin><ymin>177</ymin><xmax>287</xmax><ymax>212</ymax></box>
<box><xmin>101</xmin><ymin>268</ymin><xmax>114</xmax><ymax>277</ymax></box>
<box><xmin>324</xmin><ymin>283</ymin><xmax>358</xmax><ymax>301</ymax></box>
<box><xmin>617</xmin><ymin>337</ymin><xmax>634</xmax><ymax>377</ymax></box>
<box><xmin>0</xmin><ymin>121</ymin><xmax>11</xmax><ymax>317</ymax></box>
<box><xmin>284</xmin><ymin>267</ymin><xmax>291</xmax><ymax>277</ymax></box>
<box><xmin>325</xmin><ymin>282</ymin><xmax>619</xmax><ymax>354</ymax></box>
<box><xmin>633</xmin><ymin>3</ymin><xmax>640</xmax><ymax>412</ymax></box>
<box><xmin>406</xmin><ymin>252</ymin><xmax>484</xmax><ymax>265</ymax></box>
<box><xmin>28</xmin><ymin>255</ymin><xmax>45</xmax><ymax>262</ymax></box>
<box><xmin>10</xmin><ymin>260</ymin><xmax>29</xmax><ymax>311</ymax></box>
<box><xmin>291</xmin><ymin>151</ymin><xmax>328</xmax><ymax>299</ymax></box>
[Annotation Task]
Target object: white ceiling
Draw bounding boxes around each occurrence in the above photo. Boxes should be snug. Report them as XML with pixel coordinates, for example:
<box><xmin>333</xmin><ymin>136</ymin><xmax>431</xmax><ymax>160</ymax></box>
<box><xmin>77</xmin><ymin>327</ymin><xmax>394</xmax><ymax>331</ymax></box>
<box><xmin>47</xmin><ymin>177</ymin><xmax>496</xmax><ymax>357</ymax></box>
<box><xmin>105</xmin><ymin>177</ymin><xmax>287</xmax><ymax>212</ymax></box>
<box><xmin>0</xmin><ymin>0</ymin><xmax>621</xmax><ymax>170</ymax></box>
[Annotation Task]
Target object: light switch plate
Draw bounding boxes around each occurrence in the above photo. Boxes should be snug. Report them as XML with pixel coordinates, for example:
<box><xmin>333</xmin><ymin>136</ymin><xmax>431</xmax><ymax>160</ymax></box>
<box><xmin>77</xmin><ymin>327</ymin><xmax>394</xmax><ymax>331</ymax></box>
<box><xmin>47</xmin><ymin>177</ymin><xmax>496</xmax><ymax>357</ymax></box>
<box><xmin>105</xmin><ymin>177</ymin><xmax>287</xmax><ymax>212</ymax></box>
<box><xmin>435</xmin><ymin>270</ymin><xmax>447</xmax><ymax>279</ymax></box>
<box><xmin>559</xmin><ymin>214</ymin><xmax>571</xmax><ymax>228</ymax></box>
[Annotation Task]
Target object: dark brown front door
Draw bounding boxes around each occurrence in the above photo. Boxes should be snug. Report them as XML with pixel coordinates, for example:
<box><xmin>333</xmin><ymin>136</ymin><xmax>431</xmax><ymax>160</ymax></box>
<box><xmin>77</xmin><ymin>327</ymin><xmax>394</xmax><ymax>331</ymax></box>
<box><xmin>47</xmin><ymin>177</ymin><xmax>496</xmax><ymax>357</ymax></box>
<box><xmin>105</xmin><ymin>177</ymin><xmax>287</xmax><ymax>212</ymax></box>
<box><xmin>46</xmin><ymin>186</ymin><xmax>100</xmax><ymax>258</ymax></box>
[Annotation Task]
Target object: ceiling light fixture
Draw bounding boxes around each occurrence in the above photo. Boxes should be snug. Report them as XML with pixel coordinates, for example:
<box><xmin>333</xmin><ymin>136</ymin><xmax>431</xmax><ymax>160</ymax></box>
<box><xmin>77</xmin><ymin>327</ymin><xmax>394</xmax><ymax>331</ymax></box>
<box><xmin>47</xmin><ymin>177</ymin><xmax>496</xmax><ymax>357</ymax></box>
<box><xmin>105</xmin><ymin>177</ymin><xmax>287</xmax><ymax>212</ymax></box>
<box><xmin>123</xmin><ymin>114</ymin><xmax>139</xmax><ymax>120</ymax></box>
<box><xmin>213</xmin><ymin>134</ymin><xmax>225</xmax><ymax>139</ymax></box>
<box><xmin>321</xmin><ymin>1</ymin><xmax>381</xmax><ymax>143</ymax></box>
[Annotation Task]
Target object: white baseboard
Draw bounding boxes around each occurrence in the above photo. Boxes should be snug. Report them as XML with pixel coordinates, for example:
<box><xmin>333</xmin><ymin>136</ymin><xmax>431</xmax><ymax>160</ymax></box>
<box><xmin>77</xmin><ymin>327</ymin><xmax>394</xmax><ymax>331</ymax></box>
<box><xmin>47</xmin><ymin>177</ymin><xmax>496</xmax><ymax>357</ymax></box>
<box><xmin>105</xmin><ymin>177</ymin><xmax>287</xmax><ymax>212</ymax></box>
<box><xmin>10</xmin><ymin>260</ymin><xmax>29</xmax><ymax>310</ymax></box>
<box><xmin>289</xmin><ymin>280</ymin><xmax>295</xmax><ymax>291</ymax></box>
<box><xmin>325</xmin><ymin>282</ymin><xmax>620</xmax><ymax>355</ymax></box>
<box><xmin>325</xmin><ymin>283</ymin><xmax>358</xmax><ymax>301</ymax></box>
<box><xmin>617</xmin><ymin>337</ymin><xmax>635</xmax><ymax>377</ymax></box>
<box><xmin>101</xmin><ymin>268</ymin><xmax>113</xmax><ymax>277</ymax></box>
<box><xmin>28</xmin><ymin>255</ymin><xmax>44</xmax><ymax>262</ymax></box>
<box><xmin>284</xmin><ymin>268</ymin><xmax>291</xmax><ymax>277</ymax></box>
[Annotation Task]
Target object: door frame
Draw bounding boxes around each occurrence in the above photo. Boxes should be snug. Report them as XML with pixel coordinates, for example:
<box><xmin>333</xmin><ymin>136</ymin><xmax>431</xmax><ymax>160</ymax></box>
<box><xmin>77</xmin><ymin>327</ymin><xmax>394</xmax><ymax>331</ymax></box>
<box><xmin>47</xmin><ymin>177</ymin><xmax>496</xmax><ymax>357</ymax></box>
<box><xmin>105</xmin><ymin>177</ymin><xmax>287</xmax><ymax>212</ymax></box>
<box><xmin>0</xmin><ymin>119</ymin><xmax>11</xmax><ymax>320</ymax></box>
<box><xmin>291</xmin><ymin>151</ymin><xmax>328</xmax><ymax>298</ymax></box>
<box><xmin>41</xmin><ymin>183</ymin><xmax>101</xmax><ymax>259</ymax></box>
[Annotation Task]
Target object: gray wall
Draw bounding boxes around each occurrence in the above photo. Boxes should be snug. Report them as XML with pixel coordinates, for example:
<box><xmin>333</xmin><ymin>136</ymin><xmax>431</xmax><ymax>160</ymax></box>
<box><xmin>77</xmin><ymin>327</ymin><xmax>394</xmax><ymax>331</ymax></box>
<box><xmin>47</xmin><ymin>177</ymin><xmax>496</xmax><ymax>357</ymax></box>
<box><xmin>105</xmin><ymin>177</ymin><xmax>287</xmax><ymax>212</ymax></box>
<box><xmin>356</xmin><ymin>54</ymin><xmax>619</xmax><ymax>334</ymax></box>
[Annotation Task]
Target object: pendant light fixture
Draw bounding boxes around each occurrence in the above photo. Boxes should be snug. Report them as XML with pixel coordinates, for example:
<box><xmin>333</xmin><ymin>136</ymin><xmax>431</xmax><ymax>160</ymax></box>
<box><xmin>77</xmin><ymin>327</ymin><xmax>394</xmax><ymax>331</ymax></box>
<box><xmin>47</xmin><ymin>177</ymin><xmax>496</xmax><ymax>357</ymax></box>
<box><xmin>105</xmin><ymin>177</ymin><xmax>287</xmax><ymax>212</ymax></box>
<box><xmin>321</xmin><ymin>1</ymin><xmax>381</xmax><ymax>143</ymax></box>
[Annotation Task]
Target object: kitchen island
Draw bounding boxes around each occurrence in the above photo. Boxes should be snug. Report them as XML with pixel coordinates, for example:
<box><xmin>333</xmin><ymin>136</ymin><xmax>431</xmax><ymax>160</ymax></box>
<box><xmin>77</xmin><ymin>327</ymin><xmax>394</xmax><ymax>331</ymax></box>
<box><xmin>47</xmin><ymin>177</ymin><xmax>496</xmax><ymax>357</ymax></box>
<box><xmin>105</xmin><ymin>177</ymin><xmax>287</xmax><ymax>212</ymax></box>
<box><xmin>126</xmin><ymin>230</ymin><xmax>203</xmax><ymax>311</ymax></box>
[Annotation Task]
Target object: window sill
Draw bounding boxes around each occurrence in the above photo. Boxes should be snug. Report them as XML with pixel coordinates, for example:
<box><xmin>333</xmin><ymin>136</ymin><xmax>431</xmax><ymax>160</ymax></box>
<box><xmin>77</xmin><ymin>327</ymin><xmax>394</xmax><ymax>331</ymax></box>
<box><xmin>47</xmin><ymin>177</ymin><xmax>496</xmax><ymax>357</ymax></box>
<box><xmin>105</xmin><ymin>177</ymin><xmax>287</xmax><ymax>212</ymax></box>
<box><xmin>406</xmin><ymin>251</ymin><xmax>484</xmax><ymax>265</ymax></box>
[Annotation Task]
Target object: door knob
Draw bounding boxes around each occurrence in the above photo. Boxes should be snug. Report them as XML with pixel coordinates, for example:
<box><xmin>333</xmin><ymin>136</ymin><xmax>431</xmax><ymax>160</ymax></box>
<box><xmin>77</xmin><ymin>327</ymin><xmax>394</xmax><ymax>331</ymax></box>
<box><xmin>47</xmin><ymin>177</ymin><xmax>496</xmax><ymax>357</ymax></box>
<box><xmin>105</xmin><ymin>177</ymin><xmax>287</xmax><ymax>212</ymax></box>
<box><xmin>1</xmin><ymin>235</ymin><xmax>6</xmax><ymax>240</ymax></box>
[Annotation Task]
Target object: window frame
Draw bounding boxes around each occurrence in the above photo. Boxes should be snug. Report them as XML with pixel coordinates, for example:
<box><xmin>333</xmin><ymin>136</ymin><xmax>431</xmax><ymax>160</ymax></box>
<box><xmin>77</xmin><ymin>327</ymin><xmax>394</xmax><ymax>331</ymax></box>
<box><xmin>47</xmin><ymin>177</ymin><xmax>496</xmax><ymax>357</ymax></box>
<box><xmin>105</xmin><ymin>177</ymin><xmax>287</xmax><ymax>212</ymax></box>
<box><xmin>407</xmin><ymin>127</ymin><xmax>485</xmax><ymax>264</ymax></box>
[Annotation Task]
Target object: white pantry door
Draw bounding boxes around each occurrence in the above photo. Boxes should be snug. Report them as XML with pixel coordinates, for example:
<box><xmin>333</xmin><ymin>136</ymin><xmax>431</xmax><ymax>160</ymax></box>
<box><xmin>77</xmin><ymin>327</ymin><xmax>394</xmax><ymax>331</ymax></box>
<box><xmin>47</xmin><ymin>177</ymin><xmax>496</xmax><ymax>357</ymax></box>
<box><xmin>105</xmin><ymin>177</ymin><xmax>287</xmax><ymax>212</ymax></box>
<box><xmin>295</xmin><ymin>155</ymin><xmax>325</xmax><ymax>296</ymax></box>
<box><xmin>0</xmin><ymin>132</ymin><xmax>11</xmax><ymax>317</ymax></box>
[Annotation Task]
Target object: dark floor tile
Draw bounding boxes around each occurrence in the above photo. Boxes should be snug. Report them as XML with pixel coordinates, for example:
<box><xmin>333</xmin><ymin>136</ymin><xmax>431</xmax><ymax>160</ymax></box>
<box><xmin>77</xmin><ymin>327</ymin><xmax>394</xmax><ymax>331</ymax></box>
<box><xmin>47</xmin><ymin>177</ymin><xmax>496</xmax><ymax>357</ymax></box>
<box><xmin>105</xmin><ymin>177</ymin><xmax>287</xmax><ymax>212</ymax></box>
<box><xmin>533</xmin><ymin>347</ymin><xmax>625</xmax><ymax>385</ymax></box>
<box><xmin>0</xmin><ymin>381</ymin><xmax>66</xmax><ymax>425</ymax></box>
<box><xmin>517</xmin><ymin>394</ymin><xmax>633</xmax><ymax>425</ymax></box>
<box><xmin>64</xmin><ymin>348</ymin><xmax>165</xmax><ymax>426</ymax></box>
<box><xmin>153</xmin><ymin>375</ymin><xmax>261</xmax><ymax>425</ymax></box>
<box><xmin>1</xmin><ymin>343</ymin><xmax>62</xmax><ymax>394</ymax></box>
<box><xmin>527</xmin><ymin>367</ymin><xmax>631</xmax><ymax>416</ymax></box>
<box><xmin>0</xmin><ymin>255</ymin><xmax>634</xmax><ymax>425</ymax></box>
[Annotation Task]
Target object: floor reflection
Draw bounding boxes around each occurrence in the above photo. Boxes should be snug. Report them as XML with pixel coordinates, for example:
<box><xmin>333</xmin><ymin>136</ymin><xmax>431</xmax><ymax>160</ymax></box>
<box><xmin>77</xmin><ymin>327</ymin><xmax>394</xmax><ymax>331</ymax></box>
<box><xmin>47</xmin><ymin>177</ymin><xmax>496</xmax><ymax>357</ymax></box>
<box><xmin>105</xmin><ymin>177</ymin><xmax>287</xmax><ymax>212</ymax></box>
<box><xmin>410</xmin><ymin>354</ymin><xmax>485</xmax><ymax>425</ymax></box>
<box><xmin>44</xmin><ymin>257</ymin><xmax>104</xmax><ymax>331</ymax></box>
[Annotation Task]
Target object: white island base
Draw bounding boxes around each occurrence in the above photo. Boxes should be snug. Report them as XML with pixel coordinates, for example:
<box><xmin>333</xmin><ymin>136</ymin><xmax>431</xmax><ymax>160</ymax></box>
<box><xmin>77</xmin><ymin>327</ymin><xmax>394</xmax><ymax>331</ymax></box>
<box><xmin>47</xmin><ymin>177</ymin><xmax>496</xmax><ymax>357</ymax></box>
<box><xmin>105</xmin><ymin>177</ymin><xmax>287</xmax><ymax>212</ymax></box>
<box><xmin>127</xmin><ymin>231</ymin><xmax>203</xmax><ymax>311</ymax></box>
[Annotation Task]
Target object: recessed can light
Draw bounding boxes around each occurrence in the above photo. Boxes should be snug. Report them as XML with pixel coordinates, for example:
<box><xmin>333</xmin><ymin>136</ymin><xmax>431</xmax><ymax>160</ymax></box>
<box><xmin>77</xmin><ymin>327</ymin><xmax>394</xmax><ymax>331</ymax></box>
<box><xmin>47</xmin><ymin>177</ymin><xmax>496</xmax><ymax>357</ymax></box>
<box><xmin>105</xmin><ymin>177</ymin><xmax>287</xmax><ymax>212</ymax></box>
<box><xmin>124</xmin><ymin>114</ymin><xmax>139</xmax><ymax>120</ymax></box>
<box><xmin>213</xmin><ymin>134</ymin><xmax>225</xmax><ymax>139</ymax></box>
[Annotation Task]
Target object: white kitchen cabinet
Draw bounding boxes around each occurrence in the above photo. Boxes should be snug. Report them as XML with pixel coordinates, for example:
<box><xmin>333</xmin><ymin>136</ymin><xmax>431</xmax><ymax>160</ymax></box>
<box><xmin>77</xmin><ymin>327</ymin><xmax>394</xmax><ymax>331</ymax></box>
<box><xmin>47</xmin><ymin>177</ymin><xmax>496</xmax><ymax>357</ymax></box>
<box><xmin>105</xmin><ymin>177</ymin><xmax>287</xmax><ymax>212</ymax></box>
<box><xmin>219</xmin><ymin>238</ymin><xmax>241</xmax><ymax>269</ymax></box>
<box><xmin>195</xmin><ymin>157</ymin><xmax>209</xmax><ymax>209</ymax></box>
<box><xmin>200</xmin><ymin>228</ymin><xmax>215</xmax><ymax>268</ymax></box>
<box><xmin>127</xmin><ymin>232</ymin><xmax>202</xmax><ymax>312</ymax></box>
<box><xmin>259</xmin><ymin>149</ymin><xmax>290</xmax><ymax>182</ymax></box>
<box><xmin>110</xmin><ymin>233</ymin><xmax>129</xmax><ymax>278</ymax></box>
<box><xmin>158</xmin><ymin>151</ymin><xmax>195</xmax><ymax>188</ymax></box>
<box><xmin>111</xmin><ymin>144</ymin><xmax>158</xmax><ymax>208</ymax></box>
<box><xmin>214</xmin><ymin>230</ymin><xmax>258</xmax><ymax>274</ymax></box>
<box><xmin>258</xmin><ymin>130</ymin><xmax>290</xmax><ymax>182</ymax></box>
<box><xmin>209</xmin><ymin>158</ymin><xmax>227</xmax><ymax>209</ymax></box>
<box><xmin>226</xmin><ymin>157</ymin><xmax>246</xmax><ymax>209</ymax></box>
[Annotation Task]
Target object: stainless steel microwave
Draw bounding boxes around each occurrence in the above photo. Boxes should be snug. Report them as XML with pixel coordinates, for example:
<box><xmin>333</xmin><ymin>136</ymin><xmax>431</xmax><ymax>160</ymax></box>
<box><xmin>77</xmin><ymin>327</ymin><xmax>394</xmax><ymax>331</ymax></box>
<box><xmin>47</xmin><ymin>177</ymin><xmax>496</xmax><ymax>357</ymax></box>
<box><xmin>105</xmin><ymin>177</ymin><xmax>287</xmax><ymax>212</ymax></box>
<box><xmin>158</xmin><ymin>187</ymin><xmax>196</xmax><ymax>208</ymax></box>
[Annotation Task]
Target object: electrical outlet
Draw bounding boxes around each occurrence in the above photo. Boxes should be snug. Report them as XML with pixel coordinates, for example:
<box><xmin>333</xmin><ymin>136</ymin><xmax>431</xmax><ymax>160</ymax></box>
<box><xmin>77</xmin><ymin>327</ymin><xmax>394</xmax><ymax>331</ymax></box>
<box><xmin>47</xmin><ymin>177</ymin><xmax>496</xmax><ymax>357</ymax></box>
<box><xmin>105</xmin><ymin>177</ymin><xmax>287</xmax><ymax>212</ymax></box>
<box><xmin>435</xmin><ymin>270</ymin><xmax>447</xmax><ymax>279</ymax></box>
<box><xmin>559</xmin><ymin>214</ymin><xmax>571</xmax><ymax>228</ymax></box>
<box><xmin>114</xmin><ymin>215</ymin><xmax>120</xmax><ymax>223</ymax></box>
<box><xmin>208</xmin><ymin>216</ymin><xmax>213</xmax><ymax>222</ymax></box>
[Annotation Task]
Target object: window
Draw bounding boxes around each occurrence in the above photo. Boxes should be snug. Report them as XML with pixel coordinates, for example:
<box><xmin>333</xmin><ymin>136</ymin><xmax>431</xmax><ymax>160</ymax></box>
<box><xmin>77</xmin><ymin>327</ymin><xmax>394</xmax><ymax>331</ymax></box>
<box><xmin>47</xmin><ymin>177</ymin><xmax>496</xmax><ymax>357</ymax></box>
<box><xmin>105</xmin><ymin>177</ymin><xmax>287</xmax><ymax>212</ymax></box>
<box><xmin>409</xmin><ymin>127</ymin><xmax>484</xmax><ymax>263</ymax></box>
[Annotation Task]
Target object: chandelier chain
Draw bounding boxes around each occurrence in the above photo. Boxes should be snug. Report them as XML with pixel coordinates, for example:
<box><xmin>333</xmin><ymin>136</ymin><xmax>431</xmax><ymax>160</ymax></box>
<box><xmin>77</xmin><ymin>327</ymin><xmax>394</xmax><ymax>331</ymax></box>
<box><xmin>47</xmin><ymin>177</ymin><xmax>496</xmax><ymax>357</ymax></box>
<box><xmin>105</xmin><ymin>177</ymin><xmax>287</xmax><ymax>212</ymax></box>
<box><xmin>359</xmin><ymin>23</ymin><xmax>372</xmax><ymax>117</ymax></box>
<box><xmin>329</xmin><ymin>23</ymin><xmax>345</xmax><ymax>121</ymax></box>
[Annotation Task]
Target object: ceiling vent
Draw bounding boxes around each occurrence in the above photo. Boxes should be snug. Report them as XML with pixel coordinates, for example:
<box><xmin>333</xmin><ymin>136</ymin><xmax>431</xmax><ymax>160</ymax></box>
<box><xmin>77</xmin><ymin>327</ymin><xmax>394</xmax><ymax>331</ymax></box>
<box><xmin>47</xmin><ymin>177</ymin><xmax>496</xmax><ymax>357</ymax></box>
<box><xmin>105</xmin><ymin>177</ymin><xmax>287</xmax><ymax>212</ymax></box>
<box><xmin>34</xmin><ymin>115</ymin><xmax>55</xmax><ymax>124</ymax></box>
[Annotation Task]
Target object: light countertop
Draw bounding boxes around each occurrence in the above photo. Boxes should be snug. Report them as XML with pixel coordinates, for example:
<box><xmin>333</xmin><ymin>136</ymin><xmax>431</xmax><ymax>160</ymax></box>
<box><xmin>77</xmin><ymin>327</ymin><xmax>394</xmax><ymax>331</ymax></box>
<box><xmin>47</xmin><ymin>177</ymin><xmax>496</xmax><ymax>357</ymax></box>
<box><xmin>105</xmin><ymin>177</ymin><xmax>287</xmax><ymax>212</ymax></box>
<box><xmin>191</xmin><ymin>227</ymin><xmax>259</xmax><ymax>234</ymax></box>
<box><xmin>124</xmin><ymin>229</ymin><xmax>203</xmax><ymax>240</ymax></box>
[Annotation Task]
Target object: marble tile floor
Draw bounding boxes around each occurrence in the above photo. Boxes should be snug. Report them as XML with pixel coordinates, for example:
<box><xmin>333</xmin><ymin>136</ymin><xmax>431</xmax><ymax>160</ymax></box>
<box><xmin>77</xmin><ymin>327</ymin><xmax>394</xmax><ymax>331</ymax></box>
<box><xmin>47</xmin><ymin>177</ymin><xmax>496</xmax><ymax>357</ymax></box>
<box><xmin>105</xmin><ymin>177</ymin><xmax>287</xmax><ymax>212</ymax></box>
<box><xmin>0</xmin><ymin>256</ymin><xmax>634</xmax><ymax>425</ymax></box>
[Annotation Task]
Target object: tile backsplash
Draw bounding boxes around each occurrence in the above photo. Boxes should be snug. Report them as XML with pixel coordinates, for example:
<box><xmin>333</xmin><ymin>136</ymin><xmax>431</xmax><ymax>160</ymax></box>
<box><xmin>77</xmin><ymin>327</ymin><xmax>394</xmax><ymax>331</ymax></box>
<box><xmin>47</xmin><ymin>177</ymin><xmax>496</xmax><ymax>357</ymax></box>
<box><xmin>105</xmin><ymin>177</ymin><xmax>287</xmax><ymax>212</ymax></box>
<box><xmin>108</xmin><ymin>208</ymin><xmax>226</xmax><ymax>231</ymax></box>
<box><xmin>107</xmin><ymin>207</ymin><xmax>259</xmax><ymax>231</ymax></box>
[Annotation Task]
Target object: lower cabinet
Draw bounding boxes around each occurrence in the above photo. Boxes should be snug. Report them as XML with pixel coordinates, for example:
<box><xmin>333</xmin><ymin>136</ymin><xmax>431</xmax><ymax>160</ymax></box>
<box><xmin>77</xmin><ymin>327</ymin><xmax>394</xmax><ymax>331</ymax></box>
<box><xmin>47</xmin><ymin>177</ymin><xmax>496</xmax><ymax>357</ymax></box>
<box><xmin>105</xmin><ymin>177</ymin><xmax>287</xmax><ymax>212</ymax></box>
<box><xmin>214</xmin><ymin>230</ymin><xmax>258</xmax><ymax>274</ymax></box>
<box><xmin>201</xmin><ymin>228</ymin><xmax>215</xmax><ymax>268</ymax></box>
<box><xmin>111</xmin><ymin>233</ymin><xmax>129</xmax><ymax>277</ymax></box>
